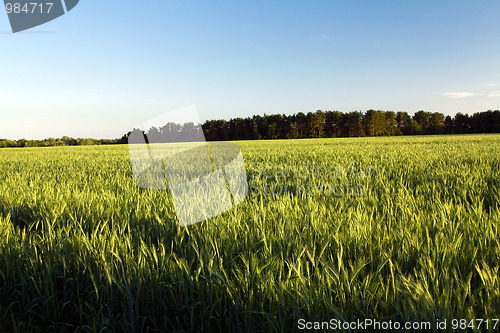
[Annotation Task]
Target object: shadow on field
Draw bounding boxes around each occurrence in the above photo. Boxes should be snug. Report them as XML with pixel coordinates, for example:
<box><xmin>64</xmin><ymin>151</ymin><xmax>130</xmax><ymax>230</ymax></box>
<box><xmin>484</xmin><ymin>176</ymin><xmax>500</xmax><ymax>212</ymax></box>
<box><xmin>0</xmin><ymin>201</ymin><xmax>45</xmax><ymax>231</ymax></box>
<box><xmin>0</xmin><ymin>200</ymin><xmax>256</xmax><ymax>332</ymax></box>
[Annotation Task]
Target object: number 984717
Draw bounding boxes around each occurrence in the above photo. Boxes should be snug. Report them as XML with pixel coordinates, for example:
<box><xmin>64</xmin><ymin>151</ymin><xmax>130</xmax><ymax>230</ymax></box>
<box><xmin>5</xmin><ymin>2</ymin><xmax>53</xmax><ymax>14</ymax></box>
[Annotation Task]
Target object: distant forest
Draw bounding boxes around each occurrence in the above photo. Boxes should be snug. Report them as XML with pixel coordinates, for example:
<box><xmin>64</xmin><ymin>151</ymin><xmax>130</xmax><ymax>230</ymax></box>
<box><xmin>1</xmin><ymin>109</ymin><xmax>499</xmax><ymax>148</ymax></box>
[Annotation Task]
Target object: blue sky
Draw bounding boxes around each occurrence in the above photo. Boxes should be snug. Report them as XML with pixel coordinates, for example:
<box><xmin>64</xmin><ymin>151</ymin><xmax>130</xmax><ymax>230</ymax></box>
<box><xmin>1</xmin><ymin>0</ymin><xmax>500</xmax><ymax>139</ymax></box>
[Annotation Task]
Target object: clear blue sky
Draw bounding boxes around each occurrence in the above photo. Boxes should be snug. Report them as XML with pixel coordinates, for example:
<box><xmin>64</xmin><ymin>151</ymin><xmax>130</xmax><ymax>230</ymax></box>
<box><xmin>1</xmin><ymin>0</ymin><xmax>500</xmax><ymax>140</ymax></box>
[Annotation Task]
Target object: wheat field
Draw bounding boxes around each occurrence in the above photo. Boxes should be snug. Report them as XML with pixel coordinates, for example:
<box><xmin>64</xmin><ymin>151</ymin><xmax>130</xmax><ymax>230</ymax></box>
<box><xmin>0</xmin><ymin>134</ymin><xmax>499</xmax><ymax>332</ymax></box>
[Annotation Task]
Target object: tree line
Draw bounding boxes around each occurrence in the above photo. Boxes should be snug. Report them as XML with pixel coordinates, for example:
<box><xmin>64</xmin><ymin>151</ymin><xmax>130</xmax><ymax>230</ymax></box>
<box><xmin>202</xmin><ymin>109</ymin><xmax>500</xmax><ymax>141</ymax></box>
<box><xmin>0</xmin><ymin>136</ymin><xmax>127</xmax><ymax>148</ymax></box>
<box><xmin>1</xmin><ymin>109</ymin><xmax>499</xmax><ymax>148</ymax></box>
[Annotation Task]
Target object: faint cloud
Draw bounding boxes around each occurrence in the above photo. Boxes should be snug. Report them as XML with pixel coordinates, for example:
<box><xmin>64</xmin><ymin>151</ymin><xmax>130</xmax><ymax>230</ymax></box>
<box><xmin>441</xmin><ymin>92</ymin><xmax>482</xmax><ymax>98</ymax></box>
<box><xmin>441</xmin><ymin>90</ymin><xmax>500</xmax><ymax>98</ymax></box>
<box><xmin>38</xmin><ymin>112</ymin><xmax>65</xmax><ymax>116</ymax></box>
<box><xmin>488</xmin><ymin>83</ymin><xmax>498</xmax><ymax>87</ymax></box>
<box><xmin>310</xmin><ymin>34</ymin><xmax>330</xmax><ymax>42</ymax></box>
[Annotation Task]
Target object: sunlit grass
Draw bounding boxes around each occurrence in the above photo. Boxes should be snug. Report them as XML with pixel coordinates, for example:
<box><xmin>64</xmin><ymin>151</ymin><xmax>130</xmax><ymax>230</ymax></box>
<box><xmin>0</xmin><ymin>134</ymin><xmax>499</xmax><ymax>332</ymax></box>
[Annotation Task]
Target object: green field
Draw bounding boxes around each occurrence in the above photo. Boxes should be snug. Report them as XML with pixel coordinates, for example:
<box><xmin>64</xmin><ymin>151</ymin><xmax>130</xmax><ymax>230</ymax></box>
<box><xmin>1</xmin><ymin>135</ymin><xmax>499</xmax><ymax>332</ymax></box>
